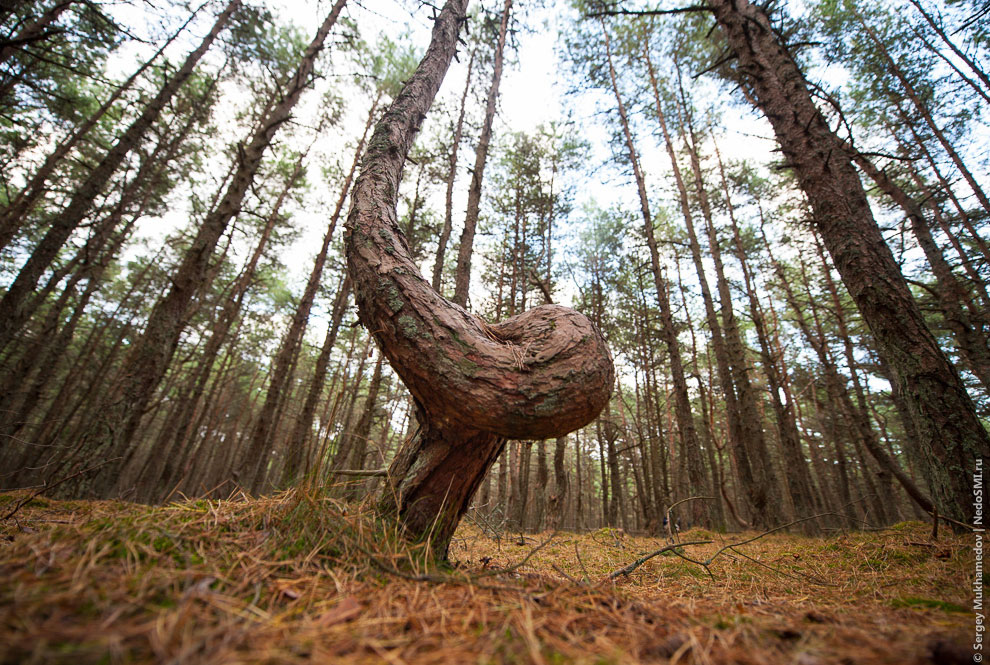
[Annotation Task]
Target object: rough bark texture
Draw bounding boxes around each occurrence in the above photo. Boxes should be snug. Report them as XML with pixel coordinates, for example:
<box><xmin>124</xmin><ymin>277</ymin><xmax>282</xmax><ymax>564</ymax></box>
<box><xmin>709</xmin><ymin>0</ymin><xmax>988</xmax><ymax>525</ymax></box>
<box><xmin>344</xmin><ymin>0</ymin><xmax>613</xmax><ymax>555</ymax></box>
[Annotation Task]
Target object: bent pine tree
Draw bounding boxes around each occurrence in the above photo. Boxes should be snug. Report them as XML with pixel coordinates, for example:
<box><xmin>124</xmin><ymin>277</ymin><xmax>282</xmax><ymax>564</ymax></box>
<box><xmin>343</xmin><ymin>0</ymin><xmax>614</xmax><ymax>557</ymax></box>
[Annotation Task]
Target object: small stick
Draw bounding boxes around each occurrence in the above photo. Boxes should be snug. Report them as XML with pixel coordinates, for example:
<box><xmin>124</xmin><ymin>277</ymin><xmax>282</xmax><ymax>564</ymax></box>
<box><xmin>665</xmin><ymin>495</ymin><xmax>714</xmax><ymax>544</ymax></box>
<box><xmin>607</xmin><ymin>540</ymin><xmax>713</xmax><ymax>580</ymax></box>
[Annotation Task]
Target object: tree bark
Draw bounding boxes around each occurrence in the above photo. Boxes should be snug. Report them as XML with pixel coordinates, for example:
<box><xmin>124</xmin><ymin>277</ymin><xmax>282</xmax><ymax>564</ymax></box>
<box><xmin>344</xmin><ymin>0</ymin><xmax>612</xmax><ymax>556</ymax></box>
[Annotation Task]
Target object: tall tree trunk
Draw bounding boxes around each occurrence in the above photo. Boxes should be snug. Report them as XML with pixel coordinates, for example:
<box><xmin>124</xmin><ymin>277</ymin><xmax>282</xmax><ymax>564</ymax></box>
<box><xmin>0</xmin><ymin>5</ymin><xmax>198</xmax><ymax>250</ymax></box>
<box><xmin>601</xmin><ymin>23</ymin><xmax>709</xmax><ymax>527</ymax></box>
<box><xmin>718</xmin><ymin>154</ymin><xmax>819</xmax><ymax>527</ymax></box>
<box><xmin>281</xmin><ymin>276</ymin><xmax>351</xmax><ymax>486</ymax></box>
<box><xmin>342</xmin><ymin>354</ymin><xmax>385</xmax><ymax>500</ymax></box>
<box><xmin>432</xmin><ymin>49</ymin><xmax>474</xmax><ymax>293</ymax></box>
<box><xmin>0</xmin><ymin>0</ymin><xmax>240</xmax><ymax>350</ymax></box>
<box><xmin>905</xmin><ymin>0</ymin><xmax>990</xmax><ymax>94</ymax></box>
<box><xmin>708</xmin><ymin>0</ymin><xmax>988</xmax><ymax>525</ymax></box>
<box><xmin>85</xmin><ymin>0</ymin><xmax>347</xmax><ymax>497</ymax></box>
<box><xmin>675</xmin><ymin>85</ymin><xmax>783</xmax><ymax>524</ymax></box>
<box><xmin>853</xmin><ymin>9</ymin><xmax>990</xmax><ymax>216</ymax></box>
<box><xmin>451</xmin><ymin>0</ymin><xmax>511</xmax><ymax>307</ymax></box>
<box><xmin>852</xmin><ymin>152</ymin><xmax>990</xmax><ymax>392</ymax></box>
<box><xmin>240</xmin><ymin>96</ymin><xmax>374</xmax><ymax>493</ymax></box>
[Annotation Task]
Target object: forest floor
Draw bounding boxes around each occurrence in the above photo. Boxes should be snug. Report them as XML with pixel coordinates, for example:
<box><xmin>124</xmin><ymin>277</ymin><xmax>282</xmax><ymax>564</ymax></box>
<box><xmin>0</xmin><ymin>488</ymin><xmax>975</xmax><ymax>665</ymax></box>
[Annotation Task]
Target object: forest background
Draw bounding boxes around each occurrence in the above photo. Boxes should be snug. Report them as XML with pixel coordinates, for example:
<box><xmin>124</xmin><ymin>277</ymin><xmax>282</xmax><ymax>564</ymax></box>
<box><xmin>0</xmin><ymin>0</ymin><xmax>987</xmax><ymax>537</ymax></box>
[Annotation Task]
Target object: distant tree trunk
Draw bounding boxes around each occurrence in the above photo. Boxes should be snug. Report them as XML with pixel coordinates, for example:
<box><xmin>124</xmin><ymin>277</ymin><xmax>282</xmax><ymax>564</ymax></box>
<box><xmin>0</xmin><ymin>0</ymin><xmax>240</xmax><ymax>351</ymax></box>
<box><xmin>715</xmin><ymin>145</ymin><xmax>819</xmax><ymax>527</ymax></box>
<box><xmin>432</xmin><ymin>49</ymin><xmax>474</xmax><ymax>293</ymax></box>
<box><xmin>852</xmin><ymin>10</ymin><xmax>990</xmax><ymax>216</ymax></box>
<box><xmin>675</xmin><ymin>90</ymin><xmax>783</xmax><ymax>525</ymax></box>
<box><xmin>708</xmin><ymin>0</ymin><xmax>987</xmax><ymax>525</ymax></box>
<box><xmin>452</xmin><ymin>0</ymin><xmax>511</xmax><ymax>307</ymax></box>
<box><xmin>534</xmin><ymin>438</ymin><xmax>548</xmax><ymax>531</ymax></box>
<box><xmin>281</xmin><ymin>277</ymin><xmax>351</xmax><ymax>486</ymax></box>
<box><xmin>342</xmin><ymin>354</ymin><xmax>384</xmax><ymax>500</ymax></box>
<box><xmin>547</xmin><ymin>436</ymin><xmax>567</xmax><ymax>530</ymax></box>
<box><xmin>85</xmin><ymin>0</ymin><xmax>347</xmax><ymax>497</ymax></box>
<box><xmin>512</xmin><ymin>441</ymin><xmax>533</xmax><ymax>530</ymax></box>
<box><xmin>241</xmin><ymin>98</ymin><xmax>374</xmax><ymax>493</ymax></box>
<box><xmin>345</xmin><ymin>0</ymin><xmax>612</xmax><ymax>557</ymax></box>
<box><xmin>601</xmin><ymin>23</ymin><xmax>708</xmax><ymax>527</ymax></box>
<box><xmin>763</xmin><ymin>226</ymin><xmax>934</xmax><ymax>519</ymax></box>
<box><xmin>909</xmin><ymin>0</ymin><xmax>990</xmax><ymax>89</ymax></box>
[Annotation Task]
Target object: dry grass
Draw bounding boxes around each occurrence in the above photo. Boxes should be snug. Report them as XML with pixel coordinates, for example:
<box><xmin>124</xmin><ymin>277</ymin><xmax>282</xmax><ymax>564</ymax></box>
<box><xmin>0</xmin><ymin>489</ymin><xmax>974</xmax><ymax>664</ymax></box>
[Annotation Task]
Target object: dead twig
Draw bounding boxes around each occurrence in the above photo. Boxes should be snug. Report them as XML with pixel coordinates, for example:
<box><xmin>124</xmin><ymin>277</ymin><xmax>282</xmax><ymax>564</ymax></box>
<box><xmin>665</xmin><ymin>495</ymin><xmax>714</xmax><ymax>544</ymax></box>
<box><xmin>606</xmin><ymin>540</ymin><xmax>713</xmax><ymax>580</ymax></box>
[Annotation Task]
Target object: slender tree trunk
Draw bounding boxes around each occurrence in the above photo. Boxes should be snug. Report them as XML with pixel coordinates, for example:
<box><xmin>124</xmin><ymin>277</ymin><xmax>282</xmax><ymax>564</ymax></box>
<box><xmin>452</xmin><ymin>0</ymin><xmax>511</xmax><ymax>307</ymax></box>
<box><xmin>547</xmin><ymin>435</ymin><xmax>567</xmax><ymax>529</ymax></box>
<box><xmin>281</xmin><ymin>277</ymin><xmax>351</xmax><ymax>486</ymax></box>
<box><xmin>432</xmin><ymin>50</ymin><xmax>474</xmax><ymax>293</ymax></box>
<box><xmin>342</xmin><ymin>354</ymin><xmax>384</xmax><ymax>500</ymax></box>
<box><xmin>601</xmin><ymin>23</ymin><xmax>709</xmax><ymax>526</ymax></box>
<box><xmin>718</xmin><ymin>158</ymin><xmax>819</xmax><ymax>527</ymax></box>
<box><xmin>0</xmin><ymin>5</ymin><xmax>198</xmax><ymax>249</ymax></box>
<box><xmin>906</xmin><ymin>0</ymin><xmax>990</xmax><ymax>94</ymax></box>
<box><xmin>854</xmin><ymin>11</ymin><xmax>990</xmax><ymax>216</ymax></box>
<box><xmin>241</xmin><ymin>97</ymin><xmax>373</xmax><ymax>493</ymax></box>
<box><xmin>674</xmin><ymin>87</ymin><xmax>782</xmax><ymax>524</ymax></box>
<box><xmin>87</xmin><ymin>0</ymin><xmax>347</xmax><ymax>497</ymax></box>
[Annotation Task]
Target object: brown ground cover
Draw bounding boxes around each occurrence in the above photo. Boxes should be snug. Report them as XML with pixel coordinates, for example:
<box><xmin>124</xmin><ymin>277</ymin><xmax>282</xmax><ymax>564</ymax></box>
<box><xmin>0</xmin><ymin>489</ymin><xmax>973</xmax><ymax>664</ymax></box>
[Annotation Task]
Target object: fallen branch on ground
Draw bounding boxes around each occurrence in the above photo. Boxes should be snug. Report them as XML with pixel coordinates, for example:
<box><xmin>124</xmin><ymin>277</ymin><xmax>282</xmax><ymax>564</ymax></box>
<box><xmin>607</xmin><ymin>540</ymin><xmax>713</xmax><ymax>580</ymax></box>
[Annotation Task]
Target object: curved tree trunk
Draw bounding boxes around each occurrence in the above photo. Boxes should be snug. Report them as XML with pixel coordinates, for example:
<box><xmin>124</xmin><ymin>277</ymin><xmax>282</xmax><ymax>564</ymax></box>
<box><xmin>343</xmin><ymin>0</ymin><xmax>613</xmax><ymax>557</ymax></box>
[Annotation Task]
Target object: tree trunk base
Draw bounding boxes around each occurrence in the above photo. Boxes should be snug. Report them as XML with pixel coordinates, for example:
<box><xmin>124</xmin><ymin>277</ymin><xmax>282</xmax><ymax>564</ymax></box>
<box><xmin>378</xmin><ymin>411</ymin><xmax>504</xmax><ymax>558</ymax></box>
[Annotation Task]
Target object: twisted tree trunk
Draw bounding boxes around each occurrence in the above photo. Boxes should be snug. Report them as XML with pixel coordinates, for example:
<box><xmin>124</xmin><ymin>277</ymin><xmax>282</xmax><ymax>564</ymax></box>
<box><xmin>344</xmin><ymin>0</ymin><xmax>613</xmax><ymax>556</ymax></box>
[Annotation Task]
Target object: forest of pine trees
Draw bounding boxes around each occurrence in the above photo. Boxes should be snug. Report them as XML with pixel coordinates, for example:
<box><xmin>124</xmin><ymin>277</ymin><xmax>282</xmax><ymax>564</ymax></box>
<box><xmin>1</xmin><ymin>0</ymin><xmax>987</xmax><ymax>542</ymax></box>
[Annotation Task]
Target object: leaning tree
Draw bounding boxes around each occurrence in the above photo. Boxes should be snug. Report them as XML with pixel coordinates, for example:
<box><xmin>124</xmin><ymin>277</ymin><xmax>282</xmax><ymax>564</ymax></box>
<box><xmin>343</xmin><ymin>0</ymin><xmax>614</xmax><ymax>557</ymax></box>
